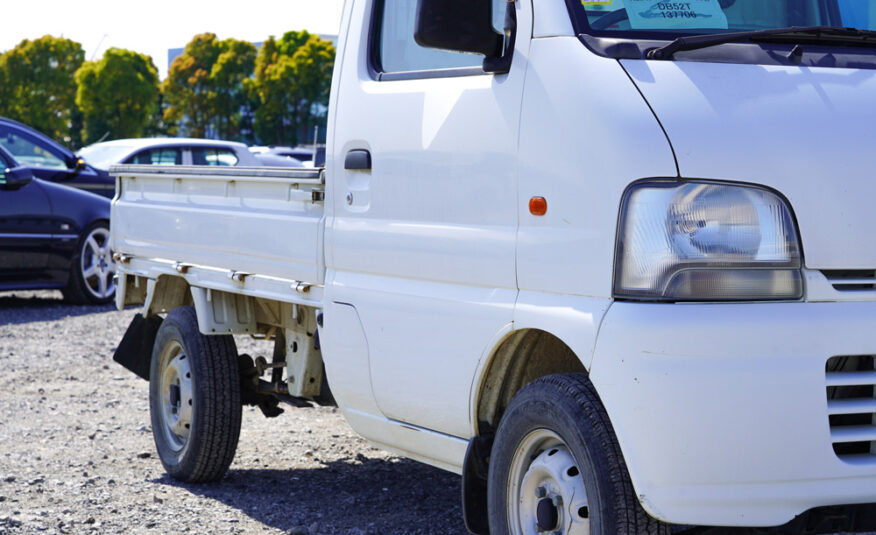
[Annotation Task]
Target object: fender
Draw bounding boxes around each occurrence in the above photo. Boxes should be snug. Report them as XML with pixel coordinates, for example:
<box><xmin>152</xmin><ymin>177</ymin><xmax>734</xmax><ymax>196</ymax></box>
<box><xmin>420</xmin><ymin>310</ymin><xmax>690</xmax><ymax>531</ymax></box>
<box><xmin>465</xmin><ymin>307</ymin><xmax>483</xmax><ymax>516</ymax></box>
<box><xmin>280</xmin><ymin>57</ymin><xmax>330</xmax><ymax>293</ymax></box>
<box><xmin>512</xmin><ymin>292</ymin><xmax>612</xmax><ymax>370</ymax></box>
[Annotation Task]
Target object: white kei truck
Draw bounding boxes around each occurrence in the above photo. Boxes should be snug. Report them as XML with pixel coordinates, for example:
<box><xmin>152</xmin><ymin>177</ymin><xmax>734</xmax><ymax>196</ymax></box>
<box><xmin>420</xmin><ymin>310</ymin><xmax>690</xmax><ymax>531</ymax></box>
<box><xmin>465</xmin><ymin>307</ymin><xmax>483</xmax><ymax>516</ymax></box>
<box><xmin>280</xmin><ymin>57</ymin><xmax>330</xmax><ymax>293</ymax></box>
<box><xmin>109</xmin><ymin>0</ymin><xmax>876</xmax><ymax>533</ymax></box>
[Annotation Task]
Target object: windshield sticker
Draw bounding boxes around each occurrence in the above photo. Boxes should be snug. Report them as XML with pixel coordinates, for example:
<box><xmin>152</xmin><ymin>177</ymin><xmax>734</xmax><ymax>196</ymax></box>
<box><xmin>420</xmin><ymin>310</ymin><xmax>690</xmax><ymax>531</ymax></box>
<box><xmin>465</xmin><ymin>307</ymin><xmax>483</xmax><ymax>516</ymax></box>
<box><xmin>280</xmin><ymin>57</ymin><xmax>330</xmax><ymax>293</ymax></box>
<box><xmin>625</xmin><ymin>1</ymin><xmax>728</xmax><ymax>30</ymax></box>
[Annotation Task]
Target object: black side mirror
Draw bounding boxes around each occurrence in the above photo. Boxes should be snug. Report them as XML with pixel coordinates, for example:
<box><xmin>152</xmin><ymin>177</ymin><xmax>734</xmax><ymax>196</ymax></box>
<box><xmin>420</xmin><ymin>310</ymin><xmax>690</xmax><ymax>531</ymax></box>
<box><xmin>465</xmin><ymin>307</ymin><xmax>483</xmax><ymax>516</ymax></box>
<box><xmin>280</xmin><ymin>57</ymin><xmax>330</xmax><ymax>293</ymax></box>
<box><xmin>415</xmin><ymin>0</ymin><xmax>507</xmax><ymax>67</ymax></box>
<box><xmin>65</xmin><ymin>155</ymin><xmax>87</xmax><ymax>172</ymax></box>
<box><xmin>0</xmin><ymin>166</ymin><xmax>34</xmax><ymax>190</ymax></box>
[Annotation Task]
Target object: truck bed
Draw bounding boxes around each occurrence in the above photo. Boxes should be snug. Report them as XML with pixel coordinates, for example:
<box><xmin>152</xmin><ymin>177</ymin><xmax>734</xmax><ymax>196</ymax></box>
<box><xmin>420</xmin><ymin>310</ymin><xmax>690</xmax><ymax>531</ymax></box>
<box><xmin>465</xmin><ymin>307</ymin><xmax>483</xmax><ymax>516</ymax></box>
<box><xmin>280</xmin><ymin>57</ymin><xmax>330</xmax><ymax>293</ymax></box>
<box><xmin>110</xmin><ymin>165</ymin><xmax>326</xmax><ymax>305</ymax></box>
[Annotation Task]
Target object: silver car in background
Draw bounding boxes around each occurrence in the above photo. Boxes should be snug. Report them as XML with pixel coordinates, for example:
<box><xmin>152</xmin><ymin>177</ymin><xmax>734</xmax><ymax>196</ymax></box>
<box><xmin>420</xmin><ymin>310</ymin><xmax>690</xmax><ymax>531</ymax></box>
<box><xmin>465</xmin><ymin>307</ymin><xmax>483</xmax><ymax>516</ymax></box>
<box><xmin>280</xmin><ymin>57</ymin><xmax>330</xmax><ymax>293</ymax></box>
<box><xmin>79</xmin><ymin>138</ymin><xmax>265</xmax><ymax>170</ymax></box>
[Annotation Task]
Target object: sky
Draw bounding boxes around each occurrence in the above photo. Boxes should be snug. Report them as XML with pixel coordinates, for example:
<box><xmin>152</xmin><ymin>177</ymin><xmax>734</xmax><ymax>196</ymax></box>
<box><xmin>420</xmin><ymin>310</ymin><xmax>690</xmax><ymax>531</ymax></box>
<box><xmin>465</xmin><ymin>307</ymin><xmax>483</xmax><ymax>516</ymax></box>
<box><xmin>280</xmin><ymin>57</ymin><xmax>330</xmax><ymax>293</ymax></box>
<box><xmin>0</xmin><ymin>0</ymin><xmax>345</xmax><ymax>79</ymax></box>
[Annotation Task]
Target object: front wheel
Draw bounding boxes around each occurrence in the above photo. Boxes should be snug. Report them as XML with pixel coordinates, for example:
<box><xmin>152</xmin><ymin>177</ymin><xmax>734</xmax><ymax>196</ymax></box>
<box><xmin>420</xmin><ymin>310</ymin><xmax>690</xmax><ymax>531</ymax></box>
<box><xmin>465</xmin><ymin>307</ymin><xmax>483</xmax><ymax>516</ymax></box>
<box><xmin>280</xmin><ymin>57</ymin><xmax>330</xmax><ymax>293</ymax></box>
<box><xmin>149</xmin><ymin>306</ymin><xmax>242</xmax><ymax>482</ymax></box>
<box><xmin>487</xmin><ymin>374</ymin><xmax>670</xmax><ymax>535</ymax></box>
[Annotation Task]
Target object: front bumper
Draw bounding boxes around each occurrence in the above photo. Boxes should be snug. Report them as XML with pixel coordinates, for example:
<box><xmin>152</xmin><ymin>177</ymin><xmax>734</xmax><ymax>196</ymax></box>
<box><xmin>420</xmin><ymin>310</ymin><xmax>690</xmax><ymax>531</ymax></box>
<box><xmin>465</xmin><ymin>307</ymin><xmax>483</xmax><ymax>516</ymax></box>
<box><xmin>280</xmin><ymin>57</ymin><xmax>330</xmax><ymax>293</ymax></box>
<box><xmin>589</xmin><ymin>301</ymin><xmax>876</xmax><ymax>527</ymax></box>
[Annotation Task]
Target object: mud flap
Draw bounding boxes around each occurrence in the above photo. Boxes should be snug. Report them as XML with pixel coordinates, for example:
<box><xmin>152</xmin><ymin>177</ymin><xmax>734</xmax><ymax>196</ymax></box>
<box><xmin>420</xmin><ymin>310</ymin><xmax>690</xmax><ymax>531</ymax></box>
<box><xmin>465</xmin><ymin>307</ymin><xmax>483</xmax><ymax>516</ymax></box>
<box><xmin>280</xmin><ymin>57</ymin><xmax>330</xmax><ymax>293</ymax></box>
<box><xmin>462</xmin><ymin>434</ymin><xmax>493</xmax><ymax>535</ymax></box>
<box><xmin>113</xmin><ymin>313</ymin><xmax>163</xmax><ymax>380</ymax></box>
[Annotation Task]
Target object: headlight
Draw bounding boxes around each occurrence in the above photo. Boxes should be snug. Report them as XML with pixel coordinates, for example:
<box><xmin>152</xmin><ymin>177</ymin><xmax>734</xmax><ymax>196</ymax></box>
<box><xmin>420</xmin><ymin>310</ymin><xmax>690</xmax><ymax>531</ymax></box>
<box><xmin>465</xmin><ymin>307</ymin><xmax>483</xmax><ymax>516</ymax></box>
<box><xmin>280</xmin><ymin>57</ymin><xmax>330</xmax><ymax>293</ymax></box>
<box><xmin>614</xmin><ymin>180</ymin><xmax>802</xmax><ymax>301</ymax></box>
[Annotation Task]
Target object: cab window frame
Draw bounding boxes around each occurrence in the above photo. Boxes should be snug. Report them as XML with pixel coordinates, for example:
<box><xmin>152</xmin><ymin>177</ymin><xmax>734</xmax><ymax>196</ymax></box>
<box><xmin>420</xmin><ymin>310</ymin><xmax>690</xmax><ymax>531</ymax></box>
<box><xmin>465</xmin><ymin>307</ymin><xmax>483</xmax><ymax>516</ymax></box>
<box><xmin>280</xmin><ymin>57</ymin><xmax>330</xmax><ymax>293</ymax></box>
<box><xmin>367</xmin><ymin>0</ymin><xmax>494</xmax><ymax>81</ymax></box>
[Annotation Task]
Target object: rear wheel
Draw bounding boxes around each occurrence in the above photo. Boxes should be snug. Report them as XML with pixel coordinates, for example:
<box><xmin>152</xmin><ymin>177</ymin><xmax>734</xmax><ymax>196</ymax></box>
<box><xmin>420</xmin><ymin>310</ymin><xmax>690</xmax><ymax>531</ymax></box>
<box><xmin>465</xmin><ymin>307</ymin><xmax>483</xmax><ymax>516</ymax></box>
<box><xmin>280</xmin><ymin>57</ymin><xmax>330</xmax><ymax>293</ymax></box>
<box><xmin>487</xmin><ymin>374</ymin><xmax>670</xmax><ymax>535</ymax></box>
<box><xmin>63</xmin><ymin>221</ymin><xmax>115</xmax><ymax>305</ymax></box>
<box><xmin>149</xmin><ymin>306</ymin><xmax>241</xmax><ymax>482</ymax></box>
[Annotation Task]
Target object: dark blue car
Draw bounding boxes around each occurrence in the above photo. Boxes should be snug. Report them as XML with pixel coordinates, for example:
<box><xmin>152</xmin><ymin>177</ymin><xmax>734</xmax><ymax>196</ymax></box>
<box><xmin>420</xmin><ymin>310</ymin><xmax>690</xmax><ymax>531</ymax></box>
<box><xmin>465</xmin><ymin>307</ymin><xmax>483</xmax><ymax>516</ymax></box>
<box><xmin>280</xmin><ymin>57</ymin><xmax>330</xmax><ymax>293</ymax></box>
<box><xmin>0</xmin><ymin>117</ymin><xmax>113</xmax><ymax>198</ymax></box>
<box><xmin>0</xmin><ymin>144</ymin><xmax>115</xmax><ymax>304</ymax></box>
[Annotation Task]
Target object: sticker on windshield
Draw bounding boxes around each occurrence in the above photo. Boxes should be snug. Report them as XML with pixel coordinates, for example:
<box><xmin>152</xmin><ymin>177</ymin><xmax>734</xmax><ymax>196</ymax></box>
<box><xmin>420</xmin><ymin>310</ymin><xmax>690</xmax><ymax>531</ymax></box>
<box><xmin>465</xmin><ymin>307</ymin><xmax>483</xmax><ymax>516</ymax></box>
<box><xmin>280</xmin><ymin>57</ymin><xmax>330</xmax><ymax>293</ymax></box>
<box><xmin>625</xmin><ymin>0</ymin><xmax>728</xmax><ymax>30</ymax></box>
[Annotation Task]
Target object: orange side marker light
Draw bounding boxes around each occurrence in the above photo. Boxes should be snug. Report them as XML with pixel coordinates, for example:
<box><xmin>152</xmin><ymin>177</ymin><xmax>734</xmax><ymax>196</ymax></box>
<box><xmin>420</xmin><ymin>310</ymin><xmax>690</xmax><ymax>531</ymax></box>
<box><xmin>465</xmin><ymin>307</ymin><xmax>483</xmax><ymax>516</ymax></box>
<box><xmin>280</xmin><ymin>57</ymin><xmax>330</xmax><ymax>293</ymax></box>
<box><xmin>529</xmin><ymin>196</ymin><xmax>547</xmax><ymax>216</ymax></box>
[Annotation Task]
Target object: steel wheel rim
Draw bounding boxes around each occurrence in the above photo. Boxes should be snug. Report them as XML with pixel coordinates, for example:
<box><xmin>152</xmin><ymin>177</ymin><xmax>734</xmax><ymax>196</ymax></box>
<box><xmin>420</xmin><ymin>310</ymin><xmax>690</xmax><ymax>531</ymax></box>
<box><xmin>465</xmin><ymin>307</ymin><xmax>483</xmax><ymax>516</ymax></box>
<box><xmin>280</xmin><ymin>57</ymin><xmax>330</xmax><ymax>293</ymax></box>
<box><xmin>79</xmin><ymin>226</ymin><xmax>115</xmax><ymax>300</ymax></box>
<box><xmin>158</xmin><ymin>340</ymin><xmax>193</xmax><ymax>452</ymax></box>
<box><xmin>507</xmin><ymin>429</ymin><xmax>591</xmax><ymax>535</ymax></box>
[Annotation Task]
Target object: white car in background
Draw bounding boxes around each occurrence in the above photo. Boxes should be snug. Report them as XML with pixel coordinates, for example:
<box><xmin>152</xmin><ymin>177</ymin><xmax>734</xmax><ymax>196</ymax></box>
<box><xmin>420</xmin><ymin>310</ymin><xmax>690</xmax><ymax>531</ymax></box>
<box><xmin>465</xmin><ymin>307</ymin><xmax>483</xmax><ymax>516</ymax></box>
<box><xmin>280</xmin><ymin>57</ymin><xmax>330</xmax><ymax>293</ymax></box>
<box><xmin>78</xmin><ymin>138</ymin><xmax>262</xmax><ymax>171</ymax></box>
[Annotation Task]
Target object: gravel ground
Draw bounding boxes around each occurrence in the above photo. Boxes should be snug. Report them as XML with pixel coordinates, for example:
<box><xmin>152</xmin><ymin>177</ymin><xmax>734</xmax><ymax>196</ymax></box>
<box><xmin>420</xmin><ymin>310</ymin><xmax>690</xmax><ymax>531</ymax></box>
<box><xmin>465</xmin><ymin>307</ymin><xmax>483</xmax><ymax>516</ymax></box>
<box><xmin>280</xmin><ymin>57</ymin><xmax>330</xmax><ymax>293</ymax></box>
<box><xmin>1</xmin><ymin>291</ymin><xmax>873</xmax><ymax>535</ymax></box>
<box><xmin>0</xmin><ymin>291</ymin><xmax>465</xmax><ymax>535</ymax></box>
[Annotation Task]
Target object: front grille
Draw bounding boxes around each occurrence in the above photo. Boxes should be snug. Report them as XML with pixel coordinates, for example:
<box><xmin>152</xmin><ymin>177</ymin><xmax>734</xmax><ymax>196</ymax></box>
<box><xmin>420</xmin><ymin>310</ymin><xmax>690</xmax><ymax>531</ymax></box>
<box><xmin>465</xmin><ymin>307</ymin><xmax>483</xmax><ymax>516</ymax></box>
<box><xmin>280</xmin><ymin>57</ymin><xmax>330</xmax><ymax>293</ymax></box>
<box><xmin>826</xmin><ymin>355</ymin><xmax>876</xmax><ymax>462</ymax></box>
<box><xmin>821</xmin><ymin>270</ymin><xmax>876</xmax><ymax>292</ymax></box>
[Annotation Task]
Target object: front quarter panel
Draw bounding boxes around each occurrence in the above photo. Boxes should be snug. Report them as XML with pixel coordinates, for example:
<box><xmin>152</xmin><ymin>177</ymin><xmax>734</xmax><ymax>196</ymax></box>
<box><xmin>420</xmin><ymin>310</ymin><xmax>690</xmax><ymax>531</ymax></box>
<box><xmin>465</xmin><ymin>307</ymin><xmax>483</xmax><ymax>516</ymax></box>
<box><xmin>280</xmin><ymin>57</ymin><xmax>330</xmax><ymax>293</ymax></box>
<box><xmin>516</xmin><ymin>36</ymin><xmax>678</xmax><ymax>299</ymax></box>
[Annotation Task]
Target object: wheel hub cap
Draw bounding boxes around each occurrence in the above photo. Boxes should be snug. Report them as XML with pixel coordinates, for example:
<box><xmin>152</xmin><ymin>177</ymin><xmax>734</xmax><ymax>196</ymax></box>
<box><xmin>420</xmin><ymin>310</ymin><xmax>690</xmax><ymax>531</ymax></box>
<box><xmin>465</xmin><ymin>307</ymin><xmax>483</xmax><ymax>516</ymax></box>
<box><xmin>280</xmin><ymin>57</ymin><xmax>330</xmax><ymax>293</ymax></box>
<box><xmin>509</xmin><ymin>430</ymin><xmax>590</xmax><ymax>535</ymax></box>
<box><xmin>80</xmin><ymin>227</ymin><xmax>116</xmax><ymax>300</ymax></box>
<box><xmin>159</xmin><ymin>348</ymin><xmax>193</xmax><ymax>451</ymax></box>
<box><xmin>536</xmin><ymin>497</ymin><xmax>559</xmax><ymax>531</ymax></box>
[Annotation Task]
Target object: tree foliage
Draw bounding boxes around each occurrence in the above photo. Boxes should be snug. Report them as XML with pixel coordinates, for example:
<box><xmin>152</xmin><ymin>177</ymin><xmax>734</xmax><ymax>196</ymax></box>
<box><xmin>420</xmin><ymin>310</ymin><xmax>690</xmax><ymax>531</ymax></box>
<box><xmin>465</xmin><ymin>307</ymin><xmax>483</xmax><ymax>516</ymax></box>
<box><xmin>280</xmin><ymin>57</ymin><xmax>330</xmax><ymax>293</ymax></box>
<box><xmin>251</xmin><ymin>36</ymin><xmax>295</xmax><ymax>145</ymax></box>
<box><xmin>75</xmin><ymin>48</ymin><xmax>160</xmax><ymax>144</ymax></box>
<box><xmin>252</xmin><ymin>31</ymin><xmax>335</xmax><ymax>146</ymax></box>
<box><xmin>211</xmin><ymin>39</ymin><xmax>258</xmax><ymax>140</ymax></box>
<box><xmin>0</xmin><ymin>36</ymin><xmax>84</xmax><ymax>146</ymax></box>
<box><xmin>290</xmin><ymin>34</ymin><xmax>335</xmax><ymax>143</ymax></box>
<box><xmin>162</xmin><ymin>33</ymin><xmax>257</xmax><ymax>139</ymax></box>
<box><xmin>0</xmin><ymin>31</ymin><xmax>335</xmax><ymax>148</ymax></box>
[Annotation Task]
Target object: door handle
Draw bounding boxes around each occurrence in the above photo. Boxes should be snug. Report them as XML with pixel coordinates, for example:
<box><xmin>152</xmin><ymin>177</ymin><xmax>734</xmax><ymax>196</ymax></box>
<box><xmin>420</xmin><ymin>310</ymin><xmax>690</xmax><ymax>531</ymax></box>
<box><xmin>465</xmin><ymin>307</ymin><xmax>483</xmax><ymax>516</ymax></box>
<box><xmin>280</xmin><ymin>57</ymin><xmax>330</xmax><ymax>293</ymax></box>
<box><xmin>345</xmin><ymin>149</ymin><xmax>371</xmax><ymax>170</ymax></box>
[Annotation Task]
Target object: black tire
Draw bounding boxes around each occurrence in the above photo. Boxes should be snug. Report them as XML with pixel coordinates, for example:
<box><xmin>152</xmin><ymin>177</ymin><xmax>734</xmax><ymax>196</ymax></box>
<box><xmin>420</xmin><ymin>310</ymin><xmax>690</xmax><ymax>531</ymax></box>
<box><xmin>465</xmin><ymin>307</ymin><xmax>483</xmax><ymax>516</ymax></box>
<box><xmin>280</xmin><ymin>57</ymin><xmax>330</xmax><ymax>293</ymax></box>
<box><xmin>62</xmin><ymin>220</ymin><xmax>115</xmax><ymax>305</ymax></box>
<box><xmin>149</xmin><ymin>306</ymin><xmax>241</xmax><ymax>482</ymax></box>
<box><xmin>487</xmin><ymin>373</ymin><xmax>670</xmax><ymax>535</ymax></box>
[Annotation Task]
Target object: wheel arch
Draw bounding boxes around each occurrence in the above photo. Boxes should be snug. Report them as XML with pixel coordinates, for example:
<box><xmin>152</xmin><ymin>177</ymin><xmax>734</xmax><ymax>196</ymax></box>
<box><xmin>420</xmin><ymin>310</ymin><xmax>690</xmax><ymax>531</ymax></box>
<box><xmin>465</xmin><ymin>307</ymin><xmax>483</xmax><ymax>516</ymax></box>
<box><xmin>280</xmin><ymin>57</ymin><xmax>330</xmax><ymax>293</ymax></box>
<box><xmin>474</xmin><ymin>328</ymin><xmax>587</xmax><ymax>435</ymax></box>
<box><xmin>144</xmin><ymin>274</ymin><xmax>194</xmax><ymax>318</ymax></box>
<box><xmin>142</xmin><ymin>275</ymin><xmax>258</xmax><ymax>336</ymax></box>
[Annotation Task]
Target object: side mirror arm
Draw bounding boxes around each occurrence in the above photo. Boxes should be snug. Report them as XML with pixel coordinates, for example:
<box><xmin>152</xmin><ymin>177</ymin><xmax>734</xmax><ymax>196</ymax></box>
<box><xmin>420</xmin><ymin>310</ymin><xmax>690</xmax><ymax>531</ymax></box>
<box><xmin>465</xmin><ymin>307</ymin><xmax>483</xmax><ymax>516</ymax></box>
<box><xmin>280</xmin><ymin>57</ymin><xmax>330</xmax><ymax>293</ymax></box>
<box><xmin>483</xmin><ymin>1</ymin><xmax>517</xmax><ymax>74</ymax></box>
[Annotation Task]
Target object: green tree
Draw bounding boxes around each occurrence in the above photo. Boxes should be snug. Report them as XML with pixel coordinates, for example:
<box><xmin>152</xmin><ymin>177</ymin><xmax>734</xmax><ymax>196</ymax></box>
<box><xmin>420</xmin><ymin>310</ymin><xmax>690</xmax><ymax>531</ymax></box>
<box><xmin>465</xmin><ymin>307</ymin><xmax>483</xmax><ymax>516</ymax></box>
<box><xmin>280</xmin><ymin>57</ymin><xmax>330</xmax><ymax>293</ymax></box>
<box><xmin>210</xmin><ymin>39</ymin><xmax>257</xmax><ymax>140</ymax></box>
<box><xmin>162</xmin><ymin>33</ymin><xmax>220</xmax><ymax>138</ymax></box>
<box><xmin>252</xmin><ymin>31</ymin><xmax>335</xmax><ymax>146</ymax></box>
<box><xmin>145</xmin><ymin>90</ymin><xmax>174</xmax><ymax>137</ymax></box>
<box><xmin>75</xmin><ymin>48</ymin><xmax>160</xmax><ymax>144</ymax></box>
<box><xmin>0</xmin><ymin>35</ymin><xmax>84</xmax><ymax>146</ymax></box>
<box><xmin>276</xmin><ymin>29</ymin><xmax>313</xmax><ymax>57</ymax></box>
<box><xmin>252</xmin><ymin>36</ymin><xmax>297</xmax><ymax>145</ymax></box>
<box><xmin>289</xmin><ymin>34</ymin><xmax>335</xmax><ymax>144</ymax></box>
<box><xmin>162</xmin><ymin>34</ymin><xmax>257</xmax><ymax>140</ymax></box>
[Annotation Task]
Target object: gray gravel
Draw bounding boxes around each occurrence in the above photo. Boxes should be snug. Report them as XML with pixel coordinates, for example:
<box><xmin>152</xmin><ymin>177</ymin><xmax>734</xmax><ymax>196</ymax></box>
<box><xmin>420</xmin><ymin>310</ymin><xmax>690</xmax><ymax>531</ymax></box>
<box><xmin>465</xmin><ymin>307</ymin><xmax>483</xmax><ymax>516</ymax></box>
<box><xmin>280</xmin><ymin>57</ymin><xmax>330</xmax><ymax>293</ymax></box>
<box><xmin>1</xmin><ymin>291</ymin><xmax>873</xmax><ymax>535</ymax></box>
<box><xmin>0</xmin><ymin>291</ymin><xmax>465</xmax><ymax>535</ymax></box>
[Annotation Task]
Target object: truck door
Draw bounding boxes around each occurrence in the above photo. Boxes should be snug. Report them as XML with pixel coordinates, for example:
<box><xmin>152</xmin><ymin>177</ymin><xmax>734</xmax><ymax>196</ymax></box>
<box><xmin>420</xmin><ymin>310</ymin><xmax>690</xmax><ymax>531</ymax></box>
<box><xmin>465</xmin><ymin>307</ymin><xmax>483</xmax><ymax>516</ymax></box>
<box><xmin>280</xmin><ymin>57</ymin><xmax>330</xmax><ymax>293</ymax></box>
<box><xmin>328</xmin><ymin>0</ymin><xmax>530</xmax><ymax>438</ymax></box>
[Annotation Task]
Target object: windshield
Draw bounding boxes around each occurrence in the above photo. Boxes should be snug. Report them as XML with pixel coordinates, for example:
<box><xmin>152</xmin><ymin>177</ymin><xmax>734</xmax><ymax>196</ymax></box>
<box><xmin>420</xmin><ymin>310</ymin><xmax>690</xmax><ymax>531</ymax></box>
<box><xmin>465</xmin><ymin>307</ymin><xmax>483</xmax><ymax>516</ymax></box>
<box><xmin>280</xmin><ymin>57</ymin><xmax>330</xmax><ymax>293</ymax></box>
<box><xmin>572</xmin><ymin>0</ymin><xmax>876</xmax><ymax>35</ymax></box>
<box><xmin>77</xmin><ymin>144</ymin><xmax>134</xmax><ymax>171</ymax></box>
